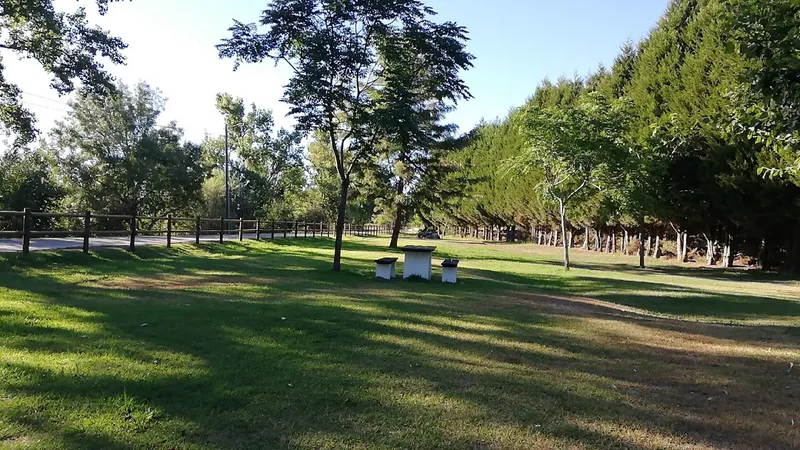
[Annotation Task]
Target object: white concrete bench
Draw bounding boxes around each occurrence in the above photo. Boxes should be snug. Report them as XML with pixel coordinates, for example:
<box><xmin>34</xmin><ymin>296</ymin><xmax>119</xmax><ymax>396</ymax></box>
<box><xmin>375</xmin><ymin>257</ymin><xmax>398</xmax><ymax>280</ymax></box>
<box><xmin>441</xmin><ymin>259</ymin><xmax>459</xmax><ymax>283</ymax></box>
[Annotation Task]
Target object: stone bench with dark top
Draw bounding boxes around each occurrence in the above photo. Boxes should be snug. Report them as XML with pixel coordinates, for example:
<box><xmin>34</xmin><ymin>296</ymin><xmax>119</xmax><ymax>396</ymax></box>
<box><xmin>441</xmin><ymin>259</ymin><xmax>459</xmax><ymax>268</ymax></box>
<box><xmin>441</xmin><ymin>259</ymin><xmax>460</xmax><ymax>283</ymax></box>
<box><xmin>375</xmin><ymin>257</ymin><xmax>398</xmax><ymax>280</ymax></box>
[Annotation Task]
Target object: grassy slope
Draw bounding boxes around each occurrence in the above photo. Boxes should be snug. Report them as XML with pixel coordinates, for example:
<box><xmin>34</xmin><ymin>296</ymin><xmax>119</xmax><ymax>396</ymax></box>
<box><xmin>0</xmin><ymin>237</ymin><xmax>798</xmax><ymax>449</ymax></box>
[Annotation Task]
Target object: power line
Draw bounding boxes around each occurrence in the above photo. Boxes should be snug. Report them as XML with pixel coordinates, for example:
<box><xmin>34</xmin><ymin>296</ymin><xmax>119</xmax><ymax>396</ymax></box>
<box><xmin>20</xmin><ymin>100</ymin><xmax>71</xmax><ymax>114</ymax></box>
<box><xmin>20</xmin><ymin>91</ymin><xmax>71</xmax><ymax>107</ymax></box>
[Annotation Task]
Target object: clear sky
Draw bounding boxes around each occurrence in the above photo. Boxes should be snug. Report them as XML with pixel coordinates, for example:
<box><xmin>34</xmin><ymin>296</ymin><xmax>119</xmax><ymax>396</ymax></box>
<box><xmin>9</xmin><ymin>0</ymin><xmax>669</xmax><ymax>144</ymax></box>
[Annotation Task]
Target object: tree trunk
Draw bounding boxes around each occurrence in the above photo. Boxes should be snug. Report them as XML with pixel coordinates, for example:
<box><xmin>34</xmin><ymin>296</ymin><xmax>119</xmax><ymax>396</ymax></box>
<box><xmin>759</xmin><ymin>238</ymin><xmax>770</xmax><ymax>270</ymax></box>
<box><xmin>389</xmin><ymin>208</ymin><xmax>403</xmax><ymax>248</ymax></box>
<box><xmin>654</xmin><ymin>234</ymin><xmax>661</xmax><ymax>259</ymax></box>
<box><xmin>638</xmin><ymin>220</ymin><xmax>645</xmax><ymax>268</ymax></box>
<box><xmin>559</xmin><ymin>200</ymin><xmax>570</xmax><ymax>270</ymax></box>
<box><xmin>704</xmin><ymin>233</ymin><xmax>717</xmax><ymax>266</ymax></box>
<box><xmin>722</xmin><ymin>234</ymin><xmax>734</xmax><ymax>268</ymax></box>
<box><xmin>333</xmin><ymin>178</ymin><xmax>350</xmax><ymax>272</ymax></box>
<box><xmin>622</xmin><ymin>229</ymin><xmax>628</xmax><ymax>254</ymax></box>
<box><xmin>605</xmin><ymin>233</ymin><xmax>612</xmax><ymax>253</ymax></box>
<box><xmin>611</xmin><ymin>232</ymin><xmax>616</xmax><ymax>253</ymax></box>
<box><xmin>538</xmin><ymin>230</ymin><xmax>543</xmax><ymax>245</ymax></box>
<box><xmin>554</xmin><ymin>230</ymin><xmax>559</xmax><ymax>247</ymax></box>
<box><xmin>722</xmin><ymin>240</ymin><xmax>730</xmax><ymax>268</ymax></box>
<box><xmin>681</xmin><ymin>232</ymin><xmax>688</xmax><ymax>262</ymax></box>
<box><xmin>389</xmin><ymin>180</ymin><xmax>404</xmax><ymax>248</ymax></box>
<box><xmin>791</xmin><ymin>229</ymin><xmax>800</xmax><ymax>273</ymax></box>
<box><xmin>645</xmin><ymin>235</ymin><xmax>652</xmax><ymax>257</ymax></box>
<box><xmin>595</xmin><ymin>229</ymin><xmax>601</xmax><ymax>252</ymax></box>
<box><xmin>583</xmin><ymin>227</ymin><xmax>590</xmax><ymax>250</ymax></box>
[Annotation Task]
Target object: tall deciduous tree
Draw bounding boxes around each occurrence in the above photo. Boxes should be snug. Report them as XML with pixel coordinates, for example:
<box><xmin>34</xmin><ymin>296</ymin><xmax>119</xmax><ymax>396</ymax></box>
<box><xmin>210</xmin><ymin>93</ymin><xmax>305</xmax><ymax>220</ymax></box>
<box><xmin>0</xmin><ymin>0</ymin><xmax>128</xmax><ymax>145</ymax></box>
<box><xmin>54</xmin><ymin>82</ymin><xmax>206</xmax><ymax>220</ymax></box>
<box><xmin>374</xmin><ymin>19</ymin><xmax>473</xmax><ymax>247</ymax></box>
<box><xmin>218</xmin><ymin>0</ymin><xmax>471</xmax><ymax>271</ymax></box>
<box><xmin>511</xmin><ymin>92</ymin><xmax>630</xmax><ymax>270</ymax></box>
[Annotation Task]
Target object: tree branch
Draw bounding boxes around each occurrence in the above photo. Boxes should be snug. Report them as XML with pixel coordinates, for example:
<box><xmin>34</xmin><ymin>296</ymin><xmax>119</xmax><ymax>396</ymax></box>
<box><xmin>565</xmin><ymin>177</ymin><xmax>589</xmax><ymax>203</ymax></box>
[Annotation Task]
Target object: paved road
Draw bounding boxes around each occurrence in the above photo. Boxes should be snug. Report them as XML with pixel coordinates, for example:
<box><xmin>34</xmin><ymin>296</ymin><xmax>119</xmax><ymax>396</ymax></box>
<box><xmin>0</xmin><ymin>232</ymin><xmax>328</xmax><ymax>253</ymax></box>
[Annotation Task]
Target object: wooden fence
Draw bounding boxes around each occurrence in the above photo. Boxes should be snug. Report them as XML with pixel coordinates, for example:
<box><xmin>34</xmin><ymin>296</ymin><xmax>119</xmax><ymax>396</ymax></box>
<box><xmin>0</xmin><ymin>208</ymin><xmax>390</xmax><ymax>254</ymax></box>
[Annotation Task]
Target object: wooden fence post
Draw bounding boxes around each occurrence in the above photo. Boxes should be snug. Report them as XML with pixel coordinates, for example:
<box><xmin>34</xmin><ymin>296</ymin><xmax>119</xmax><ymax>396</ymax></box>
<box><xmin>219</xmin><ymin>217</ymin><xmax>224</xmax><ymax>243</ymax></box>
<box><xmin>22</xmin><ymin>208</ymin><xmax>31</xmax><ymax>254</ymax></box>
<box><xmin>167</xmin><ymin>214</ymin><xmax>172</xmax><ymax>248</ymax></box>
<box><xmin>271</xmin><ymin>220</ymin><xmax>276</xmax><ymax>240</ymax></box>
<box><xmin>238</xmin><ymin>217</ymin><xmax>244</xmax><ymax>241</ymax></box>
<box><xmin>195</xmin><ymin>217</ymin><xmax>201</xmax><ymax>245</ymax></box>
<box><xmin>129</xmin><ymin>214</ymin><xmax>136</xmax><ymax>252</ymax></box>
<box><xmin>256</xmin><ymin>219</ymin><xmax>261</xmax><ymax>241</ymax></box>
<box><xmin>294</xmin><ymin>220</ymin><xmax>298</xmax><ymax>238</ymax></box>
<box><xmin>304</xmin><ymin>221</ymin><xmax>308</xmax><ymax>238</ymax></box>
<box><xmin>283</xmin><ymin>221</ymin><xmax>287</xmax><ymax>239</ymax></box>
<box><xmin>83</xmin><ymin>211</ymin><xmax>91</xmax><ymax>254</ymax></box>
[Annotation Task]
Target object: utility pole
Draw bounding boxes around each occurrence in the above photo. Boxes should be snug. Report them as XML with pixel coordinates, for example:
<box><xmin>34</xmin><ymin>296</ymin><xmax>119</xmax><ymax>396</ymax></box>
<box><xmin>224</xmin><ymin>123</ymin><xmax>231</xmax><ymax>222</ymax></box>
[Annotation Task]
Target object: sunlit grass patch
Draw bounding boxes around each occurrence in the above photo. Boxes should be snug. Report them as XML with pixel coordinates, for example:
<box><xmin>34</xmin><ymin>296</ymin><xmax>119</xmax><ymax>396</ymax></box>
<box><xmin>0</xmin><ymin>236</ymin><xmax>798</xmax><ymax>448</ymax></box>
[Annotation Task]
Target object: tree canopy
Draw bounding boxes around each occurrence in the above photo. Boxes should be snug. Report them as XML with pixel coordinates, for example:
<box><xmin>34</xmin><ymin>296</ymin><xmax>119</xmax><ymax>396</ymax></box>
<box><xmin>53</xmin><ymin>82</ymin><xmax>206</xmax><ymax>220</ymax></box>
<box><xmin>0</xmin><ymin>0</ymin><xmax>128</xmax><ymax>146</ymax></box>
<box><xmin>218</xmin><ymin>0</ymin><xmax>473</xmax><ymax>271</ymax></box>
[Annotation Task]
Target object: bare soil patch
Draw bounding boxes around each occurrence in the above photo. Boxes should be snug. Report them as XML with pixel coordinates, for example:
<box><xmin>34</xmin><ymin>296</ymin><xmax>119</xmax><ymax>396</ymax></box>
<box><xmin>84</xmin><ymin>273</ymin><xmax>275</xmax><ymax>291</ymax></box>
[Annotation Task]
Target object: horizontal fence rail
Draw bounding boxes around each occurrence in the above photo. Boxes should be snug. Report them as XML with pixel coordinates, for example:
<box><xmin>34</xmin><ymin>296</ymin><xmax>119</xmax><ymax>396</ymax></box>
<box><xmin>0</xmin><ymin>208</ymin><xmax>391</xmax><ymax>254</ymax></box>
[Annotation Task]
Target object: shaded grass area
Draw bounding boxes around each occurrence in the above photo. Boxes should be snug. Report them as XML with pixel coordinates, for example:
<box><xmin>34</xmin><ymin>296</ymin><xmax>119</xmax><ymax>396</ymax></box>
<box><xmin>0</xmin><ymin>237</ymin><xmax>799</xmax><ymax>449</ymax></box>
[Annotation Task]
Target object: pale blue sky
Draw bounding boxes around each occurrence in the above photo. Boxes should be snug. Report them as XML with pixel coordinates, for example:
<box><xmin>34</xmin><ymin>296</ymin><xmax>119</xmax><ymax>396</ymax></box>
<box><xmin>10</xmin><ymin>0</ymin><xmax>669</xmax><ymax>143</ymax></box>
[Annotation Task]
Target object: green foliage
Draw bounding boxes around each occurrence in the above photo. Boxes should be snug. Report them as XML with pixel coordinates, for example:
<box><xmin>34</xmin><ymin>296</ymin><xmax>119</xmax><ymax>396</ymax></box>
<box><xmin>425</xmin><ymin>0</ymin><xmax>800</xmax><ymax>271</ymax></box>
<box><xmin>513</xmin><ymin>92</ymin><xmax>630</xmax><ymax>205</ymax></box>
<box><xmin>372</xmin><ymin>18</ymin><xmax>473</xmax><ymax>243</ymax></box>
<box><xmin>210</xmin><ymin>94</ymin><xmax>306</xmax><ymax>220</ymax></box>
<box><xmin>305</xmin><ymin>132</ymin><xmax>384</xmax><ymax>224</ymax></box>
<box><xmin>510</xmin><ymin>90</ymin><xmax>631</xmax><ymax>268</ymax></box>
<box><xmin>53</xmin><ymin>82</ymin><xmax>207</xmax><ymax>219</ymax></box>
<box><xmin>0</xmin><ymin>0</ymin><xmax>127</xmax><ymax>146</ymax></box>
<box><xmin>219</xmin><ymin>0</ymin><xmax>474</xmax><ymax>270</ymax></box>
<box><xmin>725</xmin><ymin>0</ymin><xmax>800</xmax><ymax>183</ymax></box>
<box><xmin>0</xmin><ymin>148</ymin><xmax>65</xmax><ymax>230</ymax></box>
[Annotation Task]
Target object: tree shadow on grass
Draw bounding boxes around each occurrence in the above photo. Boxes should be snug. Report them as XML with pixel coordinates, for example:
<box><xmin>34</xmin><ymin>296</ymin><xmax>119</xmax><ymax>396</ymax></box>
<box><xmin>461</xmin><ymin>266</ymin><xmax>800</xmax><ymax>324</ymax></box>
<box><xmin>1</xmin><ymin>244</ymin><xmax>799</xmax><ymax>448</ymax></box>
<box><xmin>492</xmin><ymin>244</ymin><xmax>800</xmax><ymax>283</ymax></box>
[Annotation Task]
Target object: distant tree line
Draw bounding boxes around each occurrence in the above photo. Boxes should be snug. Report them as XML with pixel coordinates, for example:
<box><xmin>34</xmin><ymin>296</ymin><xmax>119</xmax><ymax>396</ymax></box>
<box><xmin>424</xmin><ymin>0</ymin><xmax>800</xmax><ymax>272</ymax></box>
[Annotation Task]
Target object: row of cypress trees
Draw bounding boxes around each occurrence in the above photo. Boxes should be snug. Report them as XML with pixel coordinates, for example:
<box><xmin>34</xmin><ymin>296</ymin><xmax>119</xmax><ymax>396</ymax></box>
<box><xmin>425</xmin><ymin>0</ymin><xmax>800</xmax><ymax>271</ymax></box>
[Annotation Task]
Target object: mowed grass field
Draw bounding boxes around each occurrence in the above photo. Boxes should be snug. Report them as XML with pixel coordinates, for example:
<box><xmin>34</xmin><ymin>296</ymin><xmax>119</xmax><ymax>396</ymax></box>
<box><xmin>1</xmin><ymin>236</ymin><xmax>799</xmax><ymax>449</ymax></box>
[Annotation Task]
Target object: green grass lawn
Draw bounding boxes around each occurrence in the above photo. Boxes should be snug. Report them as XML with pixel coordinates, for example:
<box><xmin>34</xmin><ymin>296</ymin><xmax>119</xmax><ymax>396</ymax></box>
<box><xmin>1</xmin><ymin>237</ymin><xmax>799</xmax><ymax>449</ymax></box>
